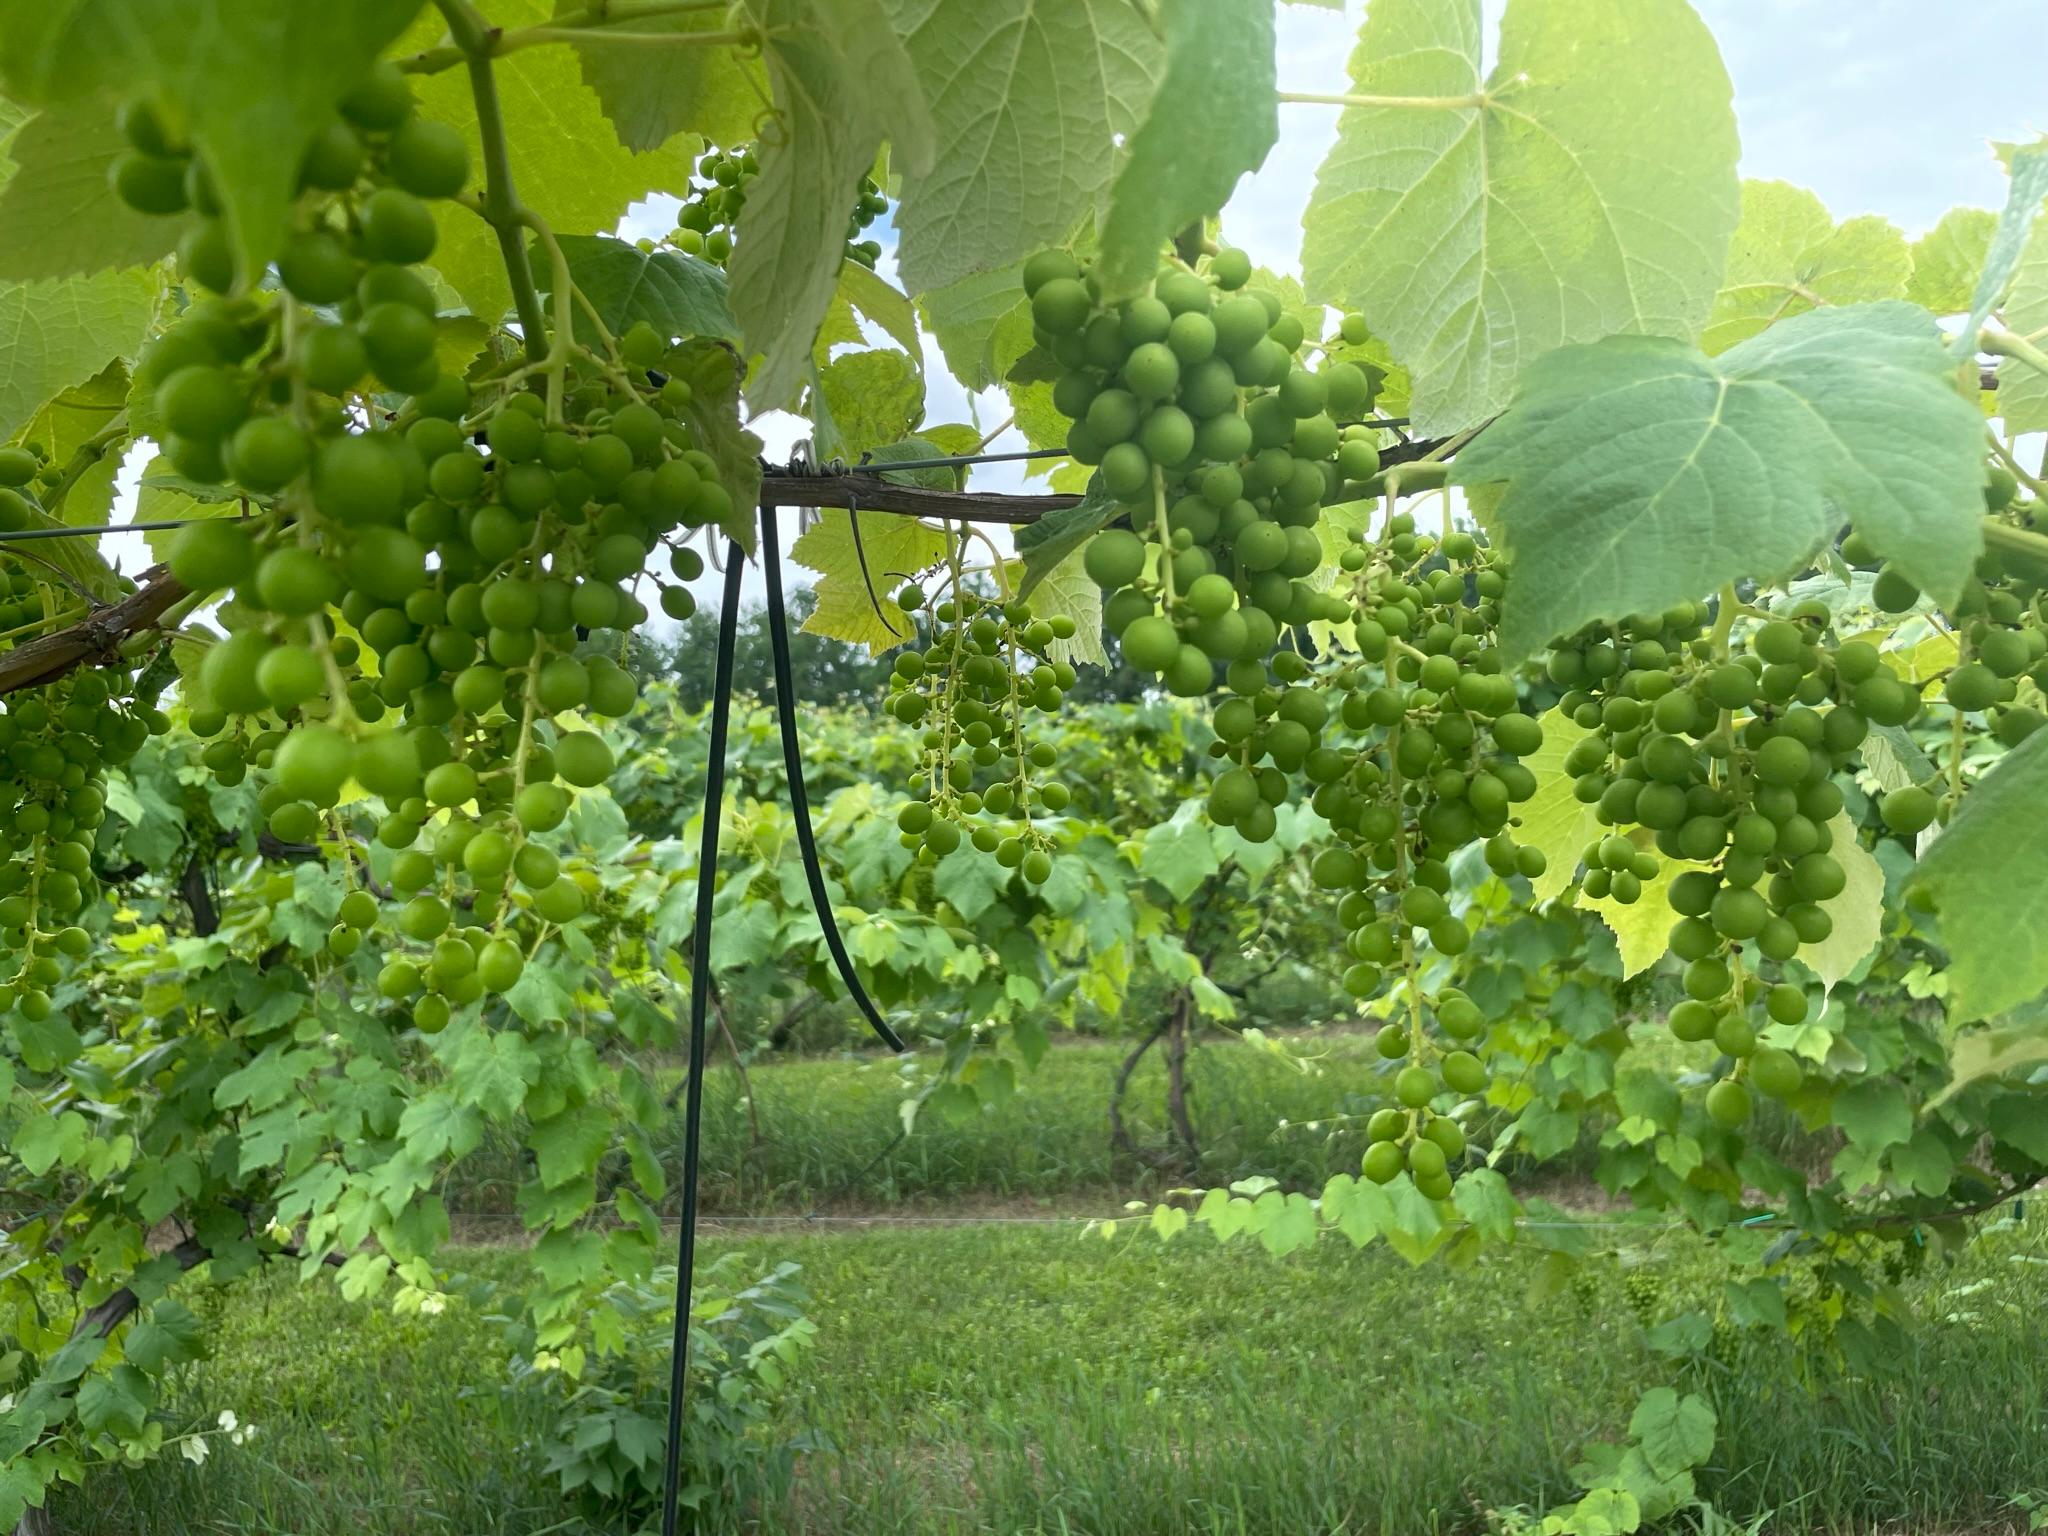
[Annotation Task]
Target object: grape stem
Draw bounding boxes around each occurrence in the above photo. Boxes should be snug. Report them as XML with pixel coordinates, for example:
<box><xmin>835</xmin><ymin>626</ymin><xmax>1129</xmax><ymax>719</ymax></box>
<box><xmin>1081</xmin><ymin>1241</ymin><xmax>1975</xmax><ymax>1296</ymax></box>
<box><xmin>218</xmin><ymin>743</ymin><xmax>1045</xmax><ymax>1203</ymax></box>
<box><xmin>1980</xmin><ymin>516</ymin><xmax>2048</xmax><ymax>563</ymax></box>
<box><xmin>398</xmin><ymin>0</ymin><xmax>739</xmax><ymax>74</ymax></box>
<box><xmin>1985</xmin><ymin>431</ymin><xmax>2048</xmax><ymax>501</ymax></box>
<box><xmin>1279</xmin><ymin>90</ymin><xmax>1487</xmax><ymax>112</ymax></box>
<box><xmin>1979</xmin><ymin>323</ymin><xmax>2048</xmax><ymax>381</ymax></box>
<box><xmin>515</xmin><ymin>209</ymin><xmax>578</xmax><ymax>424</ymax></box>
<box><xmin>433</xmin><ymin>0</ymin><xmax>551</xmax><ymax>366</ymax></box>
<box><xmin>1151</xmin><ymin>469</ymin><xmax>1176</xmax><ymax>608</ymax></box>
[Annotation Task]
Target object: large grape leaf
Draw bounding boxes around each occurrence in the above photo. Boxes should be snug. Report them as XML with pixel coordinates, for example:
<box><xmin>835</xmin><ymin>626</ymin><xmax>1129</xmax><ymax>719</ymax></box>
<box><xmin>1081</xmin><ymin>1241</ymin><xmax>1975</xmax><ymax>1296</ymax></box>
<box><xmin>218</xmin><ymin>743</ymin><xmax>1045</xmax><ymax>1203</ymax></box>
<box><xmin>0</xmin><ymin>104</ymin><xmax>176</xmax><ymax>280</ymax></box>
<box><xmin>790</xmin><ymin>506</ymin><xmax>948</xmax><ymax>653</ymax></box>
<box><xmin>1093</xmin><ymin>0</ymin><xmax>1278</xmax><ymax>303</ymax></box>
<box><xmin>552</xmin><ymin>0</ymin><xmax>764</xmax><ymax>153</ymax></box>
<box><xmin>410</xmin><ymin>0</ymin><xmax>698</xmax><ymax>326</ymax></box>
<box><xmin>1910</xmin><ymin>727</ymin><xmax>2048</xmax><ymax>1022</ymax></box>
<box><xmin>0</xmin><ymin>269</ymin><xmax>158</xmax><ymax>443</ymax></box>
<box><xmin>727</xmin><ymin>0</ymin><xmax>933</xmax><ymax>410</ymax></box>
<box><xmin>1907</xmin><ymin>206</ymin><xmax>1996</xmax><ymax>317</ymax></box>
<box><xmin>1700</xmin><ymin>181</ymin><xmax>1909</xmax><ymax>356</ymax></box>
<box><xmin>1953</xmin><ymin>138</ymin><xmax>2048</xmax><ymax>359</ymax></box>
<box><xmin>545</xmin><ymin>234</ymin><xmax>736</xmax><ymax>345</ymax></box>
<box><xmin>1299</xmin><ymin>0</ymin><xmax>1739</xmax><ymax>436</ymax></box>
<box><xmin>1456</xmin><ymin>303</ymin><xmax>1986</xmax><ymax>660</ymax></box>
<box><xmin>883</xmin><ymin>0</ymin><xmax>1162</xmax><ymax>295</ymax></box>
<box><xmin>0</xmin><ymin>0</ymin><xmax>421</xmax><ymax>286</ymax></box>
<box><xmin>920</xmin><ymin>263</ymin><xmax>1029</xmax><ymax>391</ymax></box>
<box><xmin>1996</xmin><ymin>214</ymin><xmax>2048</xmax><ymax>434</ymax></box>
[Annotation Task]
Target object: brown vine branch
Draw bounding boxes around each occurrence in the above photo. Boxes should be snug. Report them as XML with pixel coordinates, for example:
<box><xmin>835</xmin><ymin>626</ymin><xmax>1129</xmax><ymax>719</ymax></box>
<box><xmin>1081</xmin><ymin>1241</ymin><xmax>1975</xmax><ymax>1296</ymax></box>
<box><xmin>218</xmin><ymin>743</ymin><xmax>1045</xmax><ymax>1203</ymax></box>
<box><xmin>0</xmin><ymin>565</ymin><xmax>186</xmax><ymax>701</ymax></box>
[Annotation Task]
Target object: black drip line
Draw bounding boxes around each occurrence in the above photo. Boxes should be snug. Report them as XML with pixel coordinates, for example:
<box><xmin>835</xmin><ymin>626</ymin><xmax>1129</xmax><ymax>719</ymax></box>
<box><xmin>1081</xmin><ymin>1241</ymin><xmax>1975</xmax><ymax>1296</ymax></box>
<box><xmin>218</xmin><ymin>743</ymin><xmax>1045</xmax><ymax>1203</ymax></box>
<box><xmin>656</xmin><ymin>502</ymin><xmax>907</xmax><ymax>1536</ymax></box>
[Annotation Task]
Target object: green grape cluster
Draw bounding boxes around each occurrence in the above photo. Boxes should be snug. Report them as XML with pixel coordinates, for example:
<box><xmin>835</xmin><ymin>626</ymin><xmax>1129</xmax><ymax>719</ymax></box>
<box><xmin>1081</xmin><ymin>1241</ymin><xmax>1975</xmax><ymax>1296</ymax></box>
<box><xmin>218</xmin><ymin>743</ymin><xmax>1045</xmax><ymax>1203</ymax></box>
<box><xmin>886</xmin><ymin>587</ymin><xmax>1077</xmax><ymax>884</ymax></box>
<box><xmin>672</xmin><ymin>146</ymin><xmax>887</xmax><ymax>269</ymax></box>
<box><xmin>1850</xmin><ymin>519</ymin><xmax>2048</xmax><ymax>833</ymax></box>
<box><xmin>114</xmin><ymin>63</ymin><xmax>736</xmax><ymax>1028</ymax></box>
<box><xmin>111</xmin><ymin>62</ymin><xmax>469</xmax><ymax>306</ymax></box>
<box><xmin>0</xmin><ymin>671</ymin><xmax>164</xmax><ymax>1018</ymax></box>
<box><xmin>1033</xmin><ymin>247</ymin><xmax>1380</xmax><ymax>694</ymax></box>
<box><xmin>1547</xmin><ymin>597</ymin><xmax>1926</xmax><ymax>1121</ymax></box>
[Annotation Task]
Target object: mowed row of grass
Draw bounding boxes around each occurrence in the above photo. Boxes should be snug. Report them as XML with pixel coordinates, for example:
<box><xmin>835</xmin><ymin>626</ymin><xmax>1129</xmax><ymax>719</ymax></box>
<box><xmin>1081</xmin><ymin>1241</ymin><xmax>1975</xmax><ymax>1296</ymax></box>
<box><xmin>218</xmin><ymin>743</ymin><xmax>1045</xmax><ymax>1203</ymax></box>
<box><xmin>444</xmin><ymin>1028</ymin><xmax>1818</xmax><ymax>1217</ymax></box>
<box><xmin>67</xmin><ymin>1211</ymin><xmax>2048</xmax><ymax>1535</ymax></box>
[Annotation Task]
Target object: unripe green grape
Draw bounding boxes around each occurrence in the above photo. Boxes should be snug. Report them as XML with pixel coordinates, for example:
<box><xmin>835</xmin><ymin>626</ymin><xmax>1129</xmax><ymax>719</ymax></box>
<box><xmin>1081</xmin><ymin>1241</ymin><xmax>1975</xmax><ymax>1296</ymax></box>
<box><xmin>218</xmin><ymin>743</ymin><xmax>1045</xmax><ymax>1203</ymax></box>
<box><xmin>386</xmin><ymin>116</ymin><xmax>470</xmax><ymax>199</ymax></box>
<box><xmin>358</xmin><ymin>187</ymin><xmax>438</xmax><ymax>264</ymax></box>
<box><xmin>515</xmin><ymin>782</ymin><xmax>571</xmax><ymax>833</ymax></box>
<box><xmin>1705</xmin><ymin>1079</ymin><xmax>1751</xmax><ymax>1127</ymax></box>
<box><xmin>1394</xmin><ymin>1066</ymin><xmax>1436</xmax><ymax>1109</ymax></box>
<box><xmin>1363</xmin><ymin>1140</ymin><xmax>1404</xmax><ymax>1185</ymax></box>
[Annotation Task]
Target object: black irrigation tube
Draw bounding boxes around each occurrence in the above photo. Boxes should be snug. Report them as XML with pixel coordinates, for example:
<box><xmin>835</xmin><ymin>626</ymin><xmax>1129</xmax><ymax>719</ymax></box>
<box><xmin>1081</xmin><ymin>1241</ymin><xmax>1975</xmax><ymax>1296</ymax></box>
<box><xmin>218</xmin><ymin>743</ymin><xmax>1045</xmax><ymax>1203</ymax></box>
<box><xmin>760</xmin><ymin>500</ymin><xmax>909</xmax><ymax>1053</ymax></box>
<box><xmin>657</xmin><ymin>542</ymin><xmax>744</xmax><ymax>1536</ymax></box>
<box><xmin>657</xmin><ymin>506</ymin><xmax>909</xmax><ymax>1535</ymax></box>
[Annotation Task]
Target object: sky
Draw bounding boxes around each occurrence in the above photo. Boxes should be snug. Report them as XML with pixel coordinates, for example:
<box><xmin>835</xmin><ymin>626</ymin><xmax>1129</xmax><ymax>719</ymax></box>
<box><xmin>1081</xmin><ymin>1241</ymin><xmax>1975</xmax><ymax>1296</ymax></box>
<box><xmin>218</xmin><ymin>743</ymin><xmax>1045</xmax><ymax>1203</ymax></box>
<box><xmin>109</xmin><ymin>2</ymin><xmax>2048</xmax><ymax>613</ymax></box>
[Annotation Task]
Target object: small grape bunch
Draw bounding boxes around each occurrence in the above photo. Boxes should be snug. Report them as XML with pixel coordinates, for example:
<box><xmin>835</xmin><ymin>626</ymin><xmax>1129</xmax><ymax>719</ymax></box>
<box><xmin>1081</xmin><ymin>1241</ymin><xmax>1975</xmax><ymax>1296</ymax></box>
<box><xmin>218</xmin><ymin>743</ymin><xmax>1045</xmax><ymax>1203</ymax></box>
<box><xmin>1356</xmin><ymin>987</ymin><xmax>1488</xmax><ymax>1199</ymax></box>
<box><xmin>0</xmin><ymin>671</ymin><xmax>162</xmax><ymax>1020</ymax></box>
<box><xmin>1282</xmin><ymin>515</ymin><xmax>1546</xmax><ymax>946</ymax></box>
<box><xmin>886</xmin><ymin>588</ymin><xmax>1077</xmax><ymax>885</ymax></box>
<box><xmin>1035</xmin><ymin>242</ymin><xmax>1377</xmax><ymax>700</ymax></box>
<box><xmin>673</xmin><ymin>147</ymin><xmax>887</xmax><ymax>269</ymax></box>
<box><xmin>112</xmin><ymin>62</ymin><xmax>469</xmax><ymax>305</ymax></box>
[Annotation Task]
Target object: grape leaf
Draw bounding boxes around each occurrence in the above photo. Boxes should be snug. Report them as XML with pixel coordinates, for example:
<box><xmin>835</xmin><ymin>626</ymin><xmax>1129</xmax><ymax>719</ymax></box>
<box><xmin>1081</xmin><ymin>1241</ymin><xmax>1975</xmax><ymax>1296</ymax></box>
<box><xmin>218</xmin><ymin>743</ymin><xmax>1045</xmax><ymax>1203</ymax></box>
<box><xmin>1629</xmin><ymin>1388</ymin><xmax>1715</xmax><ymax>1478</ymax></box>
<box><xmin>727</xmin><ymin>0</ymin><xmax>933</xmax><ymax>409</ymax></box>
<box><xmin>1457</xmin><ymin>303</ymin><xmax>1986</xmax><ymax>660</ymax></box>
<box><xmin>1016</xmin><ymin>485</ymin><xmax>1116</xmax><ymax>600</ymax></box>
<box><xmin>1093</xmin><ymin>0</ymin><xmax>1278</xmax><ymax>302</ymax></box>
<box><xmin>1799</xmin><ymin>816</ymin><xmax>1884</xmax><ymax>994</ymax></box>
<box><xmin>1831</xmin><ymin>1079</ymin><xmax>1913</xmax><ymax>1154</ymax></box>
<box><xmin>1700</xmin><ymin>181</ymin><xmax>1909</xmax><ymax>355</ymax></box>
<box><xmin>1934</xmin><ymin>1010</ymin><xmax>2048</xmax><ymax>1106</ymax></box>
<box><xmin>1910</xmin><ymin>726</ymin><xmax>2048</xmax><ymax>1021</ymax></box>
<box><xmin>1140</xmin><ymin>804</ymin><xmax>1221</xmax><ymax>903</ymax></box>
<box><xmin>1953</xmin><ymin>137</ymin><xmax>2048</xmax><ymax>359</ymax></box>
<box><xmin>409</xmin><ymin>0</ymin><xmax>698</xmax><ymax>326</ymax></box>
<box><xmin>1996</xmin><ymin>213</ymin><xmax>2048</xmax><ymax>434</ymax></box>
<box><xmin>0</xmin><ymin>0</ymin><xmax>421</xmax><ymax>286</ymax></box>
<box><xmin>789</xmin><ymin>505</ymin><xmax>948</xmax><ymax>653</ymax></box>
<box><xmin>553</xmin><ymin>0</ymin><xmax>765</xmax><ymax>153</ymax></box>
<box><xmin>931</xmin><ymin>843</ymin><xmax>1008</xmax><ymax>923</ymax></box>
<box><xmin>1299</xmin><ymin>0</ymin><xmax>1739</xmax><ymax>436</ymax></box>
<box><xmin>545</xmin><ymin>234</ymin><xmax>736</xmax><ymax>345</ymax></box>
<box><xmin>1585</xmin><ymin>852</ymin><xmax>1705</xmax><ymax>980</ymax></box>
<box><xmin>920</xmin><ymin>261</ymin><xmax>1029</xmax><ymax>391</ymax></box>
<box><xmin>1907</xmin><ymin>206</ymin><xmax>1996</xmax><ymax>317</ymax></box>
<box><xmin>1508</xmin><ymin>708</ymin><xmax>1599</xmax><ymax>904</ymax></box>
<box><xmin>816</xmin><ymin>260</ymin><xmax>922</xmax><ymax>364</ymax></box>
<box><xmin>1019</xmin><ymin>547</ymin><xmax>1106</xmax><ymax>668</ymax></box>
<box><xmin>657</xmin><ymin>339</ymin><xmax>762</xmax><ymax>551</ymax></box>
<box><xmin>811</xmin><ymin>348</ymin><xmax>924</xmax><ymax>460</ymax></box>
<box><xmin>883</xmin><ymin>0</ymin><xmax>1162</xmax><ymax>294</ymax></box>
<box><xmin>0</xmin><ymin>269</ymin><xmax>158</xmax><ymax>444</ymax></box>
<box><xmin>0</xmin><ymin>104</ymin><xmax>176</xmax><ymax>280</ymax></box>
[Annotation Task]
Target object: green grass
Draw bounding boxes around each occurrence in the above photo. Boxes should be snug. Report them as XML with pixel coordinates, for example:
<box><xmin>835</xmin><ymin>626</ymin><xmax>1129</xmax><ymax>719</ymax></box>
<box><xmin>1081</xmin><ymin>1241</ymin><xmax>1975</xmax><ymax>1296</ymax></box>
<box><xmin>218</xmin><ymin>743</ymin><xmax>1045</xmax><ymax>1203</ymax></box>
<box><xmin>63</xmin><ymin>1212</ymin><xmax>2048</xmax><ymax>1535</ymax></box>
<box><xmin>443</xmin><ymin>1027</ymin><xmax>1820</xmax><ymax>1218</ymax></box>
<box><xmin>452</xmin><ymin>1032</ymin><xmax>1411</xmax><ymax>1216</ymax></box>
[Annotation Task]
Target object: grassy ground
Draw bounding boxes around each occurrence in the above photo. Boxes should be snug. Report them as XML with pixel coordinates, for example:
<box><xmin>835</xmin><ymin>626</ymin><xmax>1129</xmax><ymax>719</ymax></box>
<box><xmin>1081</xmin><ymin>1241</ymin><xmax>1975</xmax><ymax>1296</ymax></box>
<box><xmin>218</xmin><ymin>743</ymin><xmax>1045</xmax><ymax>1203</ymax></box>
<box><xmin>445</xmin><ymin>1029</ymin><xmax>1815</xmax><ymax>1218</ymax></box>
<box><xmin>64</xmin><ymin>1210</ymin><xmax>2048</xmax><ymax>1536</ymax></box>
